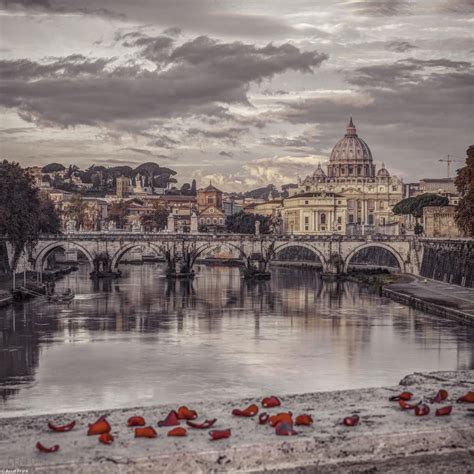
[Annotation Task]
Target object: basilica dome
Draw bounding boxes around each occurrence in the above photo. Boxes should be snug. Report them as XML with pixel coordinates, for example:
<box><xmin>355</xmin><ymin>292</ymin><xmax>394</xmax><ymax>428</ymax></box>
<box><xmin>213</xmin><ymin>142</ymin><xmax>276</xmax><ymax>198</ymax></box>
<box><xmin>329</xmin><ymin>118</ymin><xmax>373</xmax><ymax>164</ymax></box>
<box><xmin>327</xmin><ymin>118</ymin><xmax>375</xmax><ymax>178</ymax></box>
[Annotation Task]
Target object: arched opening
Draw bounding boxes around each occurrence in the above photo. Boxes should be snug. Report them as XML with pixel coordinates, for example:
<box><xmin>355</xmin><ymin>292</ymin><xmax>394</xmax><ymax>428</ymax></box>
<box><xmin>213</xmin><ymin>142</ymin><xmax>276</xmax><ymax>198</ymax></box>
<box><xmin>345</xmin><ymin>245</ymin><xmax>403</xmax><ymax>272</ymax></box>
<box><xmin>36</xmin><ymin>242</ymin><xmax>94</xmax><ymax>271</ymax></box>
<box><xmin>195</xmin><ymin>243</ymin><xmax>242</xmax><ymax>264</ymax></box>
<box><xmin>274</xmin><ymin>244</ymin><xmax>324</xmax><ymax>268</ymax></box>
<box><xmin>111</xmin><ymin>243</ymin><xmax>163</xmax><ymax>270</ymax></box>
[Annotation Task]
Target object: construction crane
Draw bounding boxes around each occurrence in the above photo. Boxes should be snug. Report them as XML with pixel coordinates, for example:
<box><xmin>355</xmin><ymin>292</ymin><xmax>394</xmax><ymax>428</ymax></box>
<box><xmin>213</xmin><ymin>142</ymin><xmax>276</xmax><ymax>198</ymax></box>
<box><xmin>438</xmin><ymin>155</ymin><xmax>464</xmax><ymax>178</ymax></box>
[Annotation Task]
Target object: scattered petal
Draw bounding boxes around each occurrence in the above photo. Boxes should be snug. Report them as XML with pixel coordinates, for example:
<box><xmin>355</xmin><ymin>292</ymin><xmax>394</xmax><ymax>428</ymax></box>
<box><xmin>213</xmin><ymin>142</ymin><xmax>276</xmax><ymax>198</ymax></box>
<box><xmin>209</xmin><ymin>429</ymin><xmax>231</xmax><ymax>440</ymax></box>
<box><xmin>415</xmin><ymin>404</ymin><xmax>430</xmax><ymax>416</ymax></box>
<box><xmin>343</xmin><ymin>415</ymin><xmax>360</xmax><ymax>427</ymax></box>
<box><xmin>295</xmin><ymin>414</ymin><xmax>313</xmax><ymax>426</ymax></box>
<box><xmin>429</xmin><ymin>389</ymin><xmax>448</xmax><ymax>404</ymax></box>
<box><xmin>177</xmin><ymin>406</ymin><xmax>198</xmax><ymax>420</ymax></box>
<box><xmin>36</xmin><ymin>442</ymin><xmax>60</xmax><ymax>453</ymax></box>
<box><xmin>168</xmin><ymin>427</ymin><xmax>187</xmax><ymax>437</ymax></box>
<box><xmin>48</xmin><ymin>420</ymin><xmax>76</xmax><ymax>432</ymax></box>
<box><xmin>99</xmin><ymin>433</ymin><xmax>114</xmax><ymax>445</ymax></box>
<box><xmin>275</xmin><ymin>421</ymin><xmax>298</xmax><ymax>436</ymax></box>
<box><xmin>87</xmin><ymin>416</ymin><xmax>111</xmax><ymax>436</ymax></box>
<box><xmin>157</xmin><ymin>411</ymin><xmax>180</xmax><ymax>427</ymax></box>
<box><xmin>457</xmin><ymin>392</ymin><xmax>474</xmax><ymax>403</ymax></box>
<box><xmin>269</xmin><ymin>412</ymin><xmax>293</xmax><ymax>427</ymax></box>
<box><xmin>435</xmin><ymin>406</ymin><xmax>453</xmax><ymax>416</ymax></box>
<box><xmin>127</xmin><ymin>416</ymin><xmax>146</xmax><ymax>427</ymax></box>
<box><xmin>135</xmin><ymin>426</ymin><xmax>157</xmax><ymax>438</ymax></box>
<box><xmin>399</xmin><ymin>400</ymin><xmax>419</xmax><ymax>410</ymax></box>
<box><xmin>389</xmin><ymin>392</ymin><xmax>413</xmax><ymax>402</ymax></box>
<box><xmin>187</xmin><ymin>419</ymin><xmax>217</xmax><ymax>429</ymax></box>
<box><xmin>232</xmin><ymin>404</ymin><xmax>259</xmax><ymax>417</ymax></box>
<box><xmin>262</xmin><ymin>396</ymin><xmax>281</xmax><ymax>408</ymax></box>
<box><xmin>259</xmin><ymin>413</ymin><xmax>269</xmax><ymax>425</ymax></box>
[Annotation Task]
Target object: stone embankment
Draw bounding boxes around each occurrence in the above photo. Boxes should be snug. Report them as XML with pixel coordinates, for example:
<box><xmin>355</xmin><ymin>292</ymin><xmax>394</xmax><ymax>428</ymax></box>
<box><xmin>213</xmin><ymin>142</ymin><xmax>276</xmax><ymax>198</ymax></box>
<box><xmin>0</xmin><ymin>371</ymin><xmax>473</xmax><ymax>473</ymax></box>
<box><xmin>383</xmin><ymin>275</ymin><xmax>474</xmax><ymax>325</ymax></box>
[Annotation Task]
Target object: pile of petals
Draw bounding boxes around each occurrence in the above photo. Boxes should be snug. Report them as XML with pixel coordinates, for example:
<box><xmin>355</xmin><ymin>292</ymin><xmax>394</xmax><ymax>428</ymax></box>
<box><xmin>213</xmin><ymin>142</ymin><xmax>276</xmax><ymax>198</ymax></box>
<box><xmin>232</xmin><ymin>404</ymin><xmax>259</xmax><ymax>417</ymax></box>
<box><xmin>158</xmin><ymin>410</ymin><xmax>180</xmax><ymax>427</ymax></box>
<box><xmin>87</xmin><ymin>415</ymin><xmax>111</xmax><ymax>436</ymax></box>
<box><xmin>135</xmin><ymin>426</ymin><xmax>157</xmax><ymax>438</ymax></box>
<box><xmin>457</xmin><ymin>391</ymin><xmax>474</xmax><ymax>403</ymax></box>
<box><xmin>393</xmin><ymin>389</ymin><xmax>453</xmax><ymax>417</ymax></box>
<box><xmin>177</xmin><ymin>406</ymin><xmax>198</xmax><ymax>420</ymax></box>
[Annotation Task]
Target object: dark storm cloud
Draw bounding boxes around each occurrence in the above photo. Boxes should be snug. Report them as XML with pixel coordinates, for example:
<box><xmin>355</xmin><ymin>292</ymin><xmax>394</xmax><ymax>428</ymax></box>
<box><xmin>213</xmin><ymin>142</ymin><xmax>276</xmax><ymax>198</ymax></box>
<box><xmin>1</xmin><ymin>0</ymin><xmax>294</xmax><ymax>37</ymax></box>
<box><xmin>348</xmin><ymin>58</ymin><xmax>472</xmax><ymax>87</ymax></box>
<box><xmin>275</xmin><ymin>70</ymin><xmax>474</xmax><ymax>142</ymax></box>
<box><xmin>186</xmin><ymin>127</ymin><xmax>249</xmax><ymax>144</ymax></box>
<box><xmin>118</xmin><ymin>33</ymin><xmax>175</xmax><ymax>63</ymax></box>
<box><xmin>0</xmin><ymin>38</ymin><xmax>328</xmax><ymax>130</ymax></box>
<box><xmin>0</xmin><ymin>55</ymin><xmax>114</xmax><ymax>80</ymax></box>
<box><xmin>385</xmin><ymin>41</ymin><xmax>417</xmax><ymax>53</ymax></box>
<box><xmin>348</xmin><ymin>0</ymin><xmax>409</xmax><ymax>16</ymax></box>
<box><xmin>440</xmin><ymin>0</ymin><xmax>474</xmax><ymax>13</ymax></box>
<box><xmin>146</xmin><ymin>135</ymin><xmax>179</xmax><ymax>148</ymax></box>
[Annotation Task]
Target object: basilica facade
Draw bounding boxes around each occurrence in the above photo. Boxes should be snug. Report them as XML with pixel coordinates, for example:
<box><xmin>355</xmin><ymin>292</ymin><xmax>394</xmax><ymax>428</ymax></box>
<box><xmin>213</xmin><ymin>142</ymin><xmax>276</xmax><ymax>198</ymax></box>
<box><xmin>283</xmin><ymin>118</ymin><xmax>403</xmax><ymax>235</ymax></box>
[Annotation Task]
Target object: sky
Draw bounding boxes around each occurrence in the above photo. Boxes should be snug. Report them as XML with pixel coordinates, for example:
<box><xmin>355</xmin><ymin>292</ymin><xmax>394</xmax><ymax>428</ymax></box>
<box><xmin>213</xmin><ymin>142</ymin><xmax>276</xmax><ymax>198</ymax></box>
<box><xmin>0</xmin><ymin>0</ymin><xmax>473</xmax><ymax>191</ymax></box>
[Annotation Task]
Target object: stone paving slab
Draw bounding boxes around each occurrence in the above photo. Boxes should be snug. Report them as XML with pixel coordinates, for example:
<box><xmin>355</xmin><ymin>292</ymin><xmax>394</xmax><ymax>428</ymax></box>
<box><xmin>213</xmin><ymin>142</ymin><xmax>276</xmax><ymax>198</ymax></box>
<box><xmin>0</xmin><ymin>371</ymin><xmax>473</xmax><ymax>473</ymax></box>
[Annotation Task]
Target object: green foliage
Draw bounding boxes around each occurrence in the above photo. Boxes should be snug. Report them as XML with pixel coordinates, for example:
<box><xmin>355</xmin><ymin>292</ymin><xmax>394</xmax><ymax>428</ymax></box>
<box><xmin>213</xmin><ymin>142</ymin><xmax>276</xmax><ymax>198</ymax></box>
<box><xmin>41</xmin><ymin>163</ymin><xmax>66</xmax><ymax>173</ymax></box>
<box><xmin>63</xmin><ymin>195</ymin><xmax>88</xmax><ymax>230</ymax></box>
<box><xmin>225</xmin><ymin>211</ymin><xmax>271</xmax><ymax>234</ymax></box>
<box><xmin>108</xmin><ymin>201</ymin><xmax>129</xmax><ymax>229</ymax></box>
<box><xmin>140</xmin><ymin>206</ymin><xmax>168</xmax><ymax>231</ymax></box>
<box><xmin>455</xmin><ymin>145</ymin><xmax>474</xmax><ymax>237</ymax></box>
<box><xmin>0</xmin><ymin>161</ymin><xmax>61</xmax><ymax>272</ymax></box>
<box><xmin>393</xmin><ymin>193</ymin><xmax>449</xmax><ymax>218</ymax></box>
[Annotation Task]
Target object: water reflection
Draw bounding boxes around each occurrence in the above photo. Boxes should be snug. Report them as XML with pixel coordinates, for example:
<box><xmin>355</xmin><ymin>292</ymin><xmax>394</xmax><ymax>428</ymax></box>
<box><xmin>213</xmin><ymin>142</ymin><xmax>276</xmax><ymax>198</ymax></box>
<box><xmin>0</xmin><ymin>264</ymin><xmax>473</xmax><ymax>417</ymax></box>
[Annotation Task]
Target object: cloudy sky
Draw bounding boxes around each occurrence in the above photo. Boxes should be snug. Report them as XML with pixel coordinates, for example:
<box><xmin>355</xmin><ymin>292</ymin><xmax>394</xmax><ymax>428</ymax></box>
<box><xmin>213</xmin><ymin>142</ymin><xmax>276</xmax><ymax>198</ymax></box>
<box><xmin>0</xmin><ymin>0</ymin><xmax>473</xmax><ymax>190</ymax></box>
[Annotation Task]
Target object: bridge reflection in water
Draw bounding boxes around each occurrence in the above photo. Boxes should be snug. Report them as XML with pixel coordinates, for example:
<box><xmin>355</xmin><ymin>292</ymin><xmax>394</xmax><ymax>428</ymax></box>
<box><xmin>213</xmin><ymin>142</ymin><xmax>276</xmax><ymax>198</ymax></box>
<box><xmin>1</xmin><ymin>263</ymin><xmax>473</xmax><ymax>417</ymax></box>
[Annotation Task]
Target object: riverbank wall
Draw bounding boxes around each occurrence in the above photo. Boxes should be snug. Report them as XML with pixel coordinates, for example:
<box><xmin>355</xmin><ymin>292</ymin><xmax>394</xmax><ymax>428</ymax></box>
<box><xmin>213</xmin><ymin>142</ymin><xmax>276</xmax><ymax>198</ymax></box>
<box><xmin>1</xmin><ymin>370</ymin><xmax>472</xmax><ymax>473</ymax></box>
<box><xmin>420</xmin><ymin>239</ymin><xmax>473</xmax><ymax>287</ymax></box>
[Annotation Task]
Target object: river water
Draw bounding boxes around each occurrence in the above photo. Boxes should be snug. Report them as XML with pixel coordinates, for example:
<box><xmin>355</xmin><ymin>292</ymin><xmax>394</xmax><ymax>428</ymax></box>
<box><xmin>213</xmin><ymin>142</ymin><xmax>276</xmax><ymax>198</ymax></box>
<box><xmin>1</xmin><ymin>264</ymin><xmax>473</xmax><ymax>418</ymax></box>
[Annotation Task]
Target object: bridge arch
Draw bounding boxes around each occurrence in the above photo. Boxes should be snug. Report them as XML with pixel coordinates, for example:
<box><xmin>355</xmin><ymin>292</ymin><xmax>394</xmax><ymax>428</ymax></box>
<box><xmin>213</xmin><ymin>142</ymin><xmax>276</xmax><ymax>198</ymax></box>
<box><xmin>273</xmin><ymin>242</ymin><xmax>326</xmax><ymax>269</ymax></box>
<box><xmin>110</xmin><ymin>243</ymin><xmax>163</xmax><ymax>270</ymax></box>
<box><xmin>35</xmin><ymin>241</ymin><xmax>94</xmax><ymax>271</ymax></box>
<box><xmin>343</xmin><ymin>242</ymin><xmax>405</xmax><ymax>273</ymax></box>
<box><xmin>194</xmin><ymin>241</ymin><xmax>243</xmax><ymax>261</ymax></box>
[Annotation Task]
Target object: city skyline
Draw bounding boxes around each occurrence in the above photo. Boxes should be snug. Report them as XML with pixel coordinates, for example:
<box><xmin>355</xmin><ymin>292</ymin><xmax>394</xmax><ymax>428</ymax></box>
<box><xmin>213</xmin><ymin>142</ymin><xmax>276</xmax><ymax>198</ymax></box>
<box><xmin>0</xmin><ymin>0</ymin><xmax>473</xmax><ymax>191</ymax></box>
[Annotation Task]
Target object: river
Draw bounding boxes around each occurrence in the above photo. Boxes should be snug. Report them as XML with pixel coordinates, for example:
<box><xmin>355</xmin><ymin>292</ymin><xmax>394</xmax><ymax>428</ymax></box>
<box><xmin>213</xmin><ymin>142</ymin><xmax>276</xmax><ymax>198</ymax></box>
<box><xmin>1</xmin><ymin>264</ymin><xmax>473</xmax><ymax>418</ymax></box>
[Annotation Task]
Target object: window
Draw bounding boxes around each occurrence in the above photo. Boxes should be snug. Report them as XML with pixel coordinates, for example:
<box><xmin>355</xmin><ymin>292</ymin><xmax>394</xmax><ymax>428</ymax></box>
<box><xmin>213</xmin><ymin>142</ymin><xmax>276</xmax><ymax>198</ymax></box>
<box><xmin>213</xmin><ymin>218</ymin><xmax>217</xmax><ymax>224</ymax></box>
<box><xmin>306</xmin><ymin>186</ymin><xmax>310</xmax><ymax>192</ymax></box>
<box><xmin>348</xmin><ymin>199</ymin><xmax>355</xmax><ymax>209</ymax></box>
<box><xmin>304</xmin><ymin>216</ymin><xmax>309</xmax><ymax>224</ymax></box>
<box><xmin>348</xmin><ymin>214</ymin><xmax>354</xmax><ymax>224</ymax></box>
<box><xmin>320</xmin><ymin>213</ymin><xmax>326</xmax><ymax>225</ymax></box>
<box><xmin>337</xmin><ymin>217</ymin><xmax>342</xmax><ymax>224</ymax></box>
<box><xmin>206</xmin><ymin>218</ymin><xmax>211</xmax><ymax>224</ymax></box>
<box><xmin>357</xmin><ymin>200</ymin><xmax>362</xmax><ymax>210</ymax></box>
<box><xmin>219</xmin><ymin>218</ymin><xmax>224</xmax><ymax>224</ymax></box>
<box><xmin>207</xmin><ymin>196</ymin><xmax>213</xmax><ymax>204</ymax></box>
<box><xmin>305</xmin><ymin>200</ymin><xmax>309</xmax><ymax>205</ymax></box>
<box><xmin>338</xmin><ymin>226</ymin><xmax>341</xmax><ymax>231</ymax></box>
<box><xmin>379</xmin><ymin>201</ymin><xmax>385</xmax><ymax>210</ymax></box>
<box><xmin>392</xmin><ymin>186</ymin><xmax>397</xmax><ymax>191</ymax></box>
<box><xmin>368</xmin><ymin>199</ymin><xmax>375</xmax><ymax>211</ymax></box>
<box><xmin>368</xmin><ymin>214</ymin><xmax>374</xmax><ymax>225</ymax></box>
<box><xmin>338</xmin><ymin>200</ymin><xmax>342</xmax><ymax>205</ymax></box>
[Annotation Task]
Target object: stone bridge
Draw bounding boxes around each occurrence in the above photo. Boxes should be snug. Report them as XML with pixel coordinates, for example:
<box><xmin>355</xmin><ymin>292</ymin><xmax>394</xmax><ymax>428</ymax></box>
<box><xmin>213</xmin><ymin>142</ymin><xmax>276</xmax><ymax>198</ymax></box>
<box><xmin>6</xmin><ymin>232</ymin><xmax>424</xmax><ymax>275</ymax></box>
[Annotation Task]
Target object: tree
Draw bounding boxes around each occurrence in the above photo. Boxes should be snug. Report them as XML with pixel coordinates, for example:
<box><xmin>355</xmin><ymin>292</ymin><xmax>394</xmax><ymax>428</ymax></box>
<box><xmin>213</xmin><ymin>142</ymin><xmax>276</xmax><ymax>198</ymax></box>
<box><xmin>0</xmin><ymin>161</ymin><xmax>61</xmax><ymax>273</ymax></box>
<box><xmin>140</xmin><ymin>205</ymin><xmax>168</xmax><ymax>231</ymax></box>
<box><xmin>108</xmin><ymin>201</ymin><xmax>130</xmax><ymax>229</ymax></box>
<box><xmin>393</xmin><ymin>194</ymin><xmax>449</xmax><ymax>219</ymax></box>
<box><xmin>225</xmin><ymin>211</ymin><xmax>271</xmax><ymax>234</ymax></box>
<box><xmin>191</xmin><ymin>179</ymin><xmax>197</xmax><ymax>196</ymax></box>
<box><xmin>42</xmin><ymin>163</ymin><xmax>66</xmax><ymax>173</ymax></box>
<box><xmin>63</xmin><ymin>195</ymin><xmax>88</xmax><ymax>230</ymax></box>
<box><xmin>455</xmin><ymin>145</ymin><xmax>474</xmax><ymax>237</ymax></box>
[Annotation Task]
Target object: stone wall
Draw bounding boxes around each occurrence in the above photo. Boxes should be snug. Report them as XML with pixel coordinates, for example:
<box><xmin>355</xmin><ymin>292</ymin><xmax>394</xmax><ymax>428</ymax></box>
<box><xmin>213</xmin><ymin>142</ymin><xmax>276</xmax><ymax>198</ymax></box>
<box><xmin>422</xmin><ymin>206</ymin><xmax>461</xmax><ymax>238</ymax></box>
<box><xmin>420</xmin><ymin>240</ymin><xmax>473</xmax><ymax>287</ymax></box>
